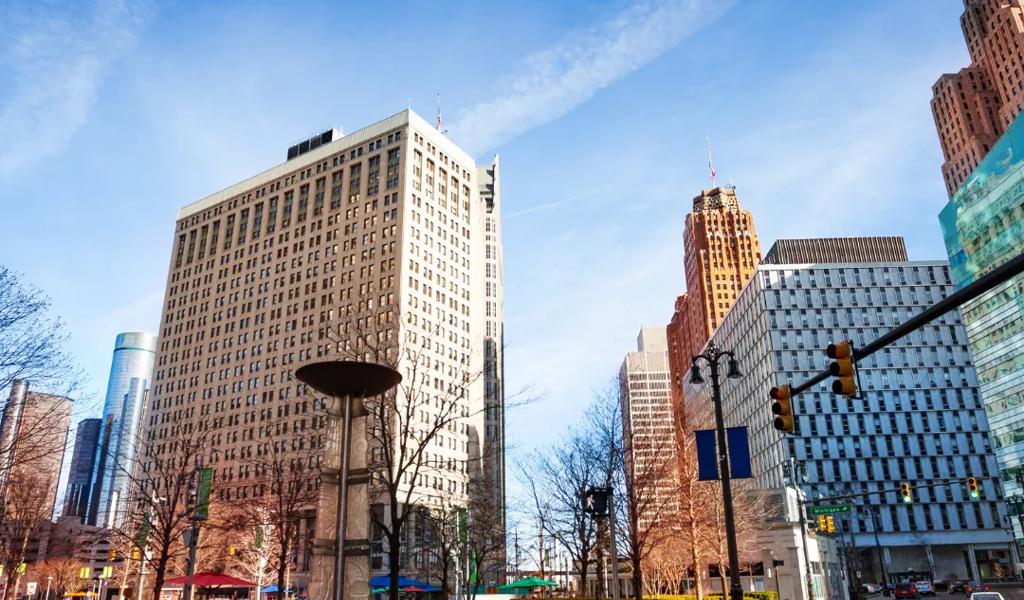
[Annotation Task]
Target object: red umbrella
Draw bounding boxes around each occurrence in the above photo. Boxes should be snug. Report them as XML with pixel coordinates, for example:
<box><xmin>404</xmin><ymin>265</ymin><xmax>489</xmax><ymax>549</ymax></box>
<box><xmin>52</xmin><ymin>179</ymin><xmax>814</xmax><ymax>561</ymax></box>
<box><xmin>163</xmin><ymin>572</ymin><xmax>257</xmax><ymax>588</ymax></box>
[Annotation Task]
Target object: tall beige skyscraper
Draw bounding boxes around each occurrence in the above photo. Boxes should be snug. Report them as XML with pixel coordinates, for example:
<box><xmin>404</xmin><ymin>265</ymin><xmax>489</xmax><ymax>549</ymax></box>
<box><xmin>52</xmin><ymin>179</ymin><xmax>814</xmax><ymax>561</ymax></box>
<box><xmin>145</xmin><ymin>110</ymin><xmax>504</xmax><ymax>588</ymax></box>
<box><xmin>618</xmin><ymin>328</ymin><xmax>675</xmax><ymax>533</ymax></box>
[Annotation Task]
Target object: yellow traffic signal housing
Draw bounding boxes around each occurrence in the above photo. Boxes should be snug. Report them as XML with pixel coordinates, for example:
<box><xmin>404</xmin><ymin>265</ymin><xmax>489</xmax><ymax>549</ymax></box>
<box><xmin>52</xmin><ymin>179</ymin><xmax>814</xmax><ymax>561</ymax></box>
<box><xmin>109</xmin><ymin>549</ymin><xmax>118</xmax><ymax>561</ymax></box>
<box><xmin>900</xmin><ymin>483</ymin><xmax>913</xmax><ymax>504</ymax></box>
<box><xmin>817</xmin><ymin>515</ymin><xmax>827</xmax><ymax>531</ymax></box>
<box><xmin>131</xmin><ymin>549</ymin><xmax>140</xmax><ymax>560</ymax></box>
<box><xmin>826</xmin><ymin>516</ymin><xmax>835</xmax><ymax>533</ymax></box>
<box><xmin>228</xmin><ymin>546</ymin><xmax>236</xmax><ymax>556</ymax></box>
<box><xmin>770</xmin><ymin>385</ymin><xmax>796</xmax><ymax>434</ymax></box>
<box><xmin>968</xmin><ymin>477</ymin><xmax>980</xmax><ymax>498</ymax></box>
<box><xmin>827</xmin><ymin>340</ymin><xmax>858</xmax><ymax>397</ymax></box>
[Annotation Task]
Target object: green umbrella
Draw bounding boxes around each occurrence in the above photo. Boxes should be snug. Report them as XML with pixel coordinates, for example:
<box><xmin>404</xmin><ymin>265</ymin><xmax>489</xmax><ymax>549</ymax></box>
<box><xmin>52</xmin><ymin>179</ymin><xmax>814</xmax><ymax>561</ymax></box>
<box><xmin>499</xmin><ymin>577</ymin><xmax>559</xmax><ymax>592</ymax></box>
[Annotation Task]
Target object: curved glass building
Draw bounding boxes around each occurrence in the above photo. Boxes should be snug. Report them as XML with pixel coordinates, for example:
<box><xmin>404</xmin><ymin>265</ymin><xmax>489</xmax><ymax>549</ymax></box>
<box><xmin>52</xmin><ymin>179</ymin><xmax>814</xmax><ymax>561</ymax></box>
<box><xmin>85</xmin><ymin>331</ymin><xmax>157</xmax><ymax>527</ymax></box>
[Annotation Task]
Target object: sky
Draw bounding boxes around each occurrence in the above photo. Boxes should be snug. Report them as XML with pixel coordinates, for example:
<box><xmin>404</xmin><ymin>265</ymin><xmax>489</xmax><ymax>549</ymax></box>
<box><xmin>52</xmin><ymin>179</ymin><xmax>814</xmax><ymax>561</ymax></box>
<box><xmin>0</xmin><ymin>0</ymin><xmax>968</xmax><ymax>493</ymax></box>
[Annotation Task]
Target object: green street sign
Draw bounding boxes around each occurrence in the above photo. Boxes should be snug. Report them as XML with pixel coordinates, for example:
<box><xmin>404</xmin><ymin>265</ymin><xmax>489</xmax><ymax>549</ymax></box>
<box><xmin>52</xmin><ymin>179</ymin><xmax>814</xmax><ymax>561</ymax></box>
<box><xmin>809</xmin><ymin>504</ymin><xmax>851</xmax><ymax>516</ymax></box>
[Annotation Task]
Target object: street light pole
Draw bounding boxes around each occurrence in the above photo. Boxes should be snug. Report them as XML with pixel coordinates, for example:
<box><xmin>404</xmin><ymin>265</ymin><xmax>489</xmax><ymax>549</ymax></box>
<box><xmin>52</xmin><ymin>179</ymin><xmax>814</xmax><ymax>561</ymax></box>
<box><xmin>690</xmin><ymin>342</ymin><xmax>744</xmax><ymax>600</ymax></box>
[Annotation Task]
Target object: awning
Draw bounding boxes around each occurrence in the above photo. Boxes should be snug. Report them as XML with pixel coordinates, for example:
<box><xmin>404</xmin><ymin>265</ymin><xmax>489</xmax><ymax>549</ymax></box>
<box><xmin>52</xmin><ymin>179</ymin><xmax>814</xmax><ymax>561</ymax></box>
<box><xmin>163</xmin><ymin>572</ymin><xmax>256</xmax><ymax>588</ymax></box>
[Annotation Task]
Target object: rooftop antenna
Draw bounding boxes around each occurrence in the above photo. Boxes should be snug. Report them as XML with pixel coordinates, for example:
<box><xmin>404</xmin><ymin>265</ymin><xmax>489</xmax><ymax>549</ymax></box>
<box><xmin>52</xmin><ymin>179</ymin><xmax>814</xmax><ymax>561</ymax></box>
<box><xmin>706</xmin><ymin>136</ymin><xmax>718</xmax><ymax>188</ymax></box>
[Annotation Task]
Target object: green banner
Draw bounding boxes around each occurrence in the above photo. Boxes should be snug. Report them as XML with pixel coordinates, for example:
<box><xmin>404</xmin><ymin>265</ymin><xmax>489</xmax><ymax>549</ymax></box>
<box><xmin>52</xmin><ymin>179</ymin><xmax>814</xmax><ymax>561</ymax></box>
<box><xmin>195</xmin><ymin>467</ymin><xmax>214</xmax><ymax>520</ymax></box>
<box><xmin>457</xmin><ymin>508</ymin><xmax>468</xmax><ymax>544</ymax></box>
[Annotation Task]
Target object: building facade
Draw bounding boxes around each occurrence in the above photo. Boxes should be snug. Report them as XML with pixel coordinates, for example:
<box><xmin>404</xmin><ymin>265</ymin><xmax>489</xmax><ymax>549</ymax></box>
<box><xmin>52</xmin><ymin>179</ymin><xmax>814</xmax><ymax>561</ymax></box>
<box><xmin>85</xmin><ymin>331</ymin><xmax>157</xmax><ymax>528</ymax></box>
<box><xmin>477</xmin><ymin>155</ymin><xmax>507</xmax><ymax>575</ymax></box>
<box><xmin>939</xmin><ymin>107</ymin><xmax>1024</xmax><ymax>542</ymax></box>
<box><xmin>618</xmin><ymin>328</ymin><xmax>676</xmax><ymax>536</ymax></box>
<box><xmin>932</xmin><ymin>0</ymin><xmax>1024</xmax><ymax>196</ymax></box>
<box><xmin>63</xmin><ymin>418</ymin><xmax>100</xmax><ymax>519</ymax></box>
<box><xmin>145</xmin><ymin>110</ymin><xmax>502</xmax><ymax>590</ymax></box>
<box><xmin>666</xmin><ymin>186</ymin><xmax>761</xmax><ymax>427</ymax></box>
<box><xmin>0</xmin><ymin>380</ymin><xmax>72</xmax><ymax>520</ymax></box>
<box><xmin>691</xmin><ymin>238</ymin><xmax>1016</xmax><ymax>583</ymax></box>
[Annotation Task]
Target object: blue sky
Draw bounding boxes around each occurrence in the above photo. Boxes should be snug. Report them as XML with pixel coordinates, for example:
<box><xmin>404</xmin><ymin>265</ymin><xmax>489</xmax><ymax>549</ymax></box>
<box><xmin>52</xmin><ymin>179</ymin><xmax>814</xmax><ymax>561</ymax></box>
<box><xmin>0</xmin><ymin>1</ymin><xmax>966</xmax><ymax>468</ymax></box>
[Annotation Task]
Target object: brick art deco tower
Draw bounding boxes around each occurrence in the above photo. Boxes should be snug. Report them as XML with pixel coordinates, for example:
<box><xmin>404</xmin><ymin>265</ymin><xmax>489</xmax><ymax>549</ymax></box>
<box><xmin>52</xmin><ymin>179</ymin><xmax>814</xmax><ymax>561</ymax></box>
<box><xmin>932</xmin><ymin>0</ymin><xmax>1024</xmax><ymax>196</ymax></box>
<box><xmin>666</xmin><ymin>186</ymin><xmax>761</xmax><ymax>424</ymax></box>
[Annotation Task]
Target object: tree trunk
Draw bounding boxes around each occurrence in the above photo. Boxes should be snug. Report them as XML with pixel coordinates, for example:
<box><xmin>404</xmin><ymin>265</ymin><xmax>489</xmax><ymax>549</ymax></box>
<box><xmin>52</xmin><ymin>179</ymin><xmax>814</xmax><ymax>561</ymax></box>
<box><xmin>631</xmin><ymin>552</ymin><xmax>642</xmax><ymax>600</ymax></box>
<box><xmin>150</xmin><ymin>550</ymin><xmax>170</xmax><ymax>600</ymax></box>
<box><xmin>689</xmin><ymin>539</ymin><xmax>703</xmax><ymax>600</ymax></box>
<box><xmin>387</xmin><ymin>528</ymin><xmax>401</xmax><ymax>600</ymax></box>
<box><xmin>277</xmin><ymin>541</ymin><xmax>288</xmax><ymax>600</ymax></box>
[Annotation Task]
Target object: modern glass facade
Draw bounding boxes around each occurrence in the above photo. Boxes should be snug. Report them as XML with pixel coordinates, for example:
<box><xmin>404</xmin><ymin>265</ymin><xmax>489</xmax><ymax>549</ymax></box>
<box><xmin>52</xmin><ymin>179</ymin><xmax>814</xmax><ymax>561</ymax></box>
<box><xmin>63</xmin><ymin>417</ymin><xmax>100</xmax><ymax>518</ymax></box>
<box><xmin>692</xmin><ymin>248</ymin><xmax>1016</xmax><ymax>582</ymax></box>
<box><xmin>84</xmin><ymin>331</ymin><xmax>157</xmax><ymax>527</ymax></box>
<box><xmin>939</xmin><ymin>110</ymin><xmax>1024</xmax><ymax>539</ymax></box>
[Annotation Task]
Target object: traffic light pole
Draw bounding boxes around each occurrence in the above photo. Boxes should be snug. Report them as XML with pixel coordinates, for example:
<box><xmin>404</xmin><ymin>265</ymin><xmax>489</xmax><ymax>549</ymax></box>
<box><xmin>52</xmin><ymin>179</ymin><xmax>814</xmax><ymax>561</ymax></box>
<box><xmin>789</xmin><ymin>459</ymin><xmax>815</xmax><ymax>600</ymax></box>
<box><xmin>787</xmin><ymin>249</ymin><xmax>1024</xmax><ymax>398</ymax></box>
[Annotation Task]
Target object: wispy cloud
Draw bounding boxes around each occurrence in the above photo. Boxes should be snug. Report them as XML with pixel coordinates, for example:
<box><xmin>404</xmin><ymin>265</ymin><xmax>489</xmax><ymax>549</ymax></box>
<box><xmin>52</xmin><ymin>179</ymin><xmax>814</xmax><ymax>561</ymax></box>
<box><xmin>449</xmin><ymin>0</ymin><xmax>734</xmax><ymax>154</ymax></box>
<box><xmin>0</xmin><ymin>0</ymin><xmax>152</xmax><ymax>178</ymax></box>
<box><xmin>504</xmin><ymin>190</ymin><xmax>598</xmax><ymax>219</ymax></box>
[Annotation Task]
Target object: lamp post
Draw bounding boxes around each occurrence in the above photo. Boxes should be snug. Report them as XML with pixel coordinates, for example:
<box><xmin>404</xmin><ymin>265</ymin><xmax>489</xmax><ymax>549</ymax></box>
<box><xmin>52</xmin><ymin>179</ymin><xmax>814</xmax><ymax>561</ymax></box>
<box><xmin>43</xmin><ymin>576</ymin><xmax>51</xmax><ymax>600</ymax></box>
<box><xmin>295</xmin><ymin>360</ymin><xmax>402</xmax><ymax>600</ymax></box>
<box><xmin>689</xmin><ymin>342</ymin><xmax>744</xmax><ymax>600</ymax></box>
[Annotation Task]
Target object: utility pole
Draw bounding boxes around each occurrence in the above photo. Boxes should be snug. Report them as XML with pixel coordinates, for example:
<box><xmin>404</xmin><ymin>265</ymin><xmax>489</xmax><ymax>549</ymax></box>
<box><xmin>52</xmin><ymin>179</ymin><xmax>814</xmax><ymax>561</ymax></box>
<box><xmin>789</xmin><ymin>458</ymin><xmax>815</xmax><ymax>600</ymax></box>
<box><xmin>607</xmin><ymin>490</ymin><xmax>620</xmax><ymax>600</ymax></box>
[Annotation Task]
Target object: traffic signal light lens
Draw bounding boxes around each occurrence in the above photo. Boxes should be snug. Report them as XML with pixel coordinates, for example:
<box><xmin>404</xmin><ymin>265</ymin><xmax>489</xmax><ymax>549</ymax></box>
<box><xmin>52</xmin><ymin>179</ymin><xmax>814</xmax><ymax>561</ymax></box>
<box><xmin>827</xmin><ymin>340</ymin><xmax>852</xmax><ymax>359</ymax></box>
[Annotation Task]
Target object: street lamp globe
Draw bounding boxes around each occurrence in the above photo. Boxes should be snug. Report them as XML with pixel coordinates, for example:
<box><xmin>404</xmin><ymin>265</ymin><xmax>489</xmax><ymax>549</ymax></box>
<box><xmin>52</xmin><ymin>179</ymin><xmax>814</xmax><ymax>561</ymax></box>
<box><xmin>727</xmin><ymin>357</ymin><xmax>742</xmax><ymax>379</ymax></box>
<box><xmin>689</xmin><ymin>364</ymin><xmax>705</xmax><ymax>385</ymax></box>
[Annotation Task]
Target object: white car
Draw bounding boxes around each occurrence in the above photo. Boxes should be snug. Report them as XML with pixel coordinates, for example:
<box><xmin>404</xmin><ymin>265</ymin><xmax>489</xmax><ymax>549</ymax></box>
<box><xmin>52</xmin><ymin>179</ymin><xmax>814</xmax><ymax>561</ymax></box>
<box><xmin>969</xmin><ymin>592</ymin><xmax>1004</xmax><ymax>600</ymax></box>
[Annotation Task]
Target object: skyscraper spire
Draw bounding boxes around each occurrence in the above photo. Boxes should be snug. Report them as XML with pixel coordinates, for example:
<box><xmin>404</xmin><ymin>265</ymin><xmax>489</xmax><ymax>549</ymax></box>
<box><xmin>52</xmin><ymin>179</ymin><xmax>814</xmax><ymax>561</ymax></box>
<box><xmin>706</xmin><ymin>136</ymin><xmax>717</xmax><ymax>188</ymax></box>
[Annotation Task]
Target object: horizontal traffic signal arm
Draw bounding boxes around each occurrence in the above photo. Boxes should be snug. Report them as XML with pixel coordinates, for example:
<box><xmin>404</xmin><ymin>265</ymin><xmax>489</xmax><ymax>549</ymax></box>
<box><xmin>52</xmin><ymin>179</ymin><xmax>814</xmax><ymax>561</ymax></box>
<box><xmin>787</xmin><ymin>250</ymin><xmax>1024</xmax><ymax>398</ymax></box>
<box><xmin>803</xmin><ymin>477</ymin><xmax>983</xmax><ymax>505</ymax></box>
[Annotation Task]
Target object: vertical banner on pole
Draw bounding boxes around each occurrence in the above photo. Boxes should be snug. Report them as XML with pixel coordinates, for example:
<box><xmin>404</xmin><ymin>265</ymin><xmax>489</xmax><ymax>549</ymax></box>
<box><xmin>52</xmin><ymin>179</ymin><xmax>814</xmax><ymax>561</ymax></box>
<box><xmin>695</xmin><ymin>430</ymin><xmax>718</xmax><ymax>481</ymax></box>
<box><xmin>727</xmin><ymin>426</ymin><xmax>752</xmax><ymax>479</ymax></box>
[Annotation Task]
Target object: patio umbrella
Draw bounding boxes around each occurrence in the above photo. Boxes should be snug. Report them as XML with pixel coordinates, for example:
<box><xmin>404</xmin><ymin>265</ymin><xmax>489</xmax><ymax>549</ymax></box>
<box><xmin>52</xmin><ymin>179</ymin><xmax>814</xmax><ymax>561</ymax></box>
<box><xmin>498</xmin><ymin>577</ymin><xmax>559</xmax><ymax>592</ymax></box>
<box><xmin>163</xmin><ymin>572</ymin><xmax>256</xmax><ymax>588</ymax></box>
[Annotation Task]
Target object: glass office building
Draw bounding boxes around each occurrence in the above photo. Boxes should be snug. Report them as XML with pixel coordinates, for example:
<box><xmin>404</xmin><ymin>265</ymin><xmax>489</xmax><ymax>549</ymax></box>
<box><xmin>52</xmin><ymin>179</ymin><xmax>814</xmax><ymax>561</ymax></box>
<box><xmin>85</xmin><ymin>331</ymin><xmax>157</xmax><ymax>527</ymax></box>
<box><xmin>939</xmin><ymin>110</ymin><xmax>1024</xmax><ymax>539</ymax></box>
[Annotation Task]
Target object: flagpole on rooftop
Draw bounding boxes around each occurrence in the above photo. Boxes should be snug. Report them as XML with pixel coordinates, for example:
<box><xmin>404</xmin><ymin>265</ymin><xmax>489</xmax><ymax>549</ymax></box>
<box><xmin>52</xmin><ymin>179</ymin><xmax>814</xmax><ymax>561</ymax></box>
<box><xmin>706</xmin><ymin>136</ymin><xmax>717</xmax><ymax>188</ymax></box>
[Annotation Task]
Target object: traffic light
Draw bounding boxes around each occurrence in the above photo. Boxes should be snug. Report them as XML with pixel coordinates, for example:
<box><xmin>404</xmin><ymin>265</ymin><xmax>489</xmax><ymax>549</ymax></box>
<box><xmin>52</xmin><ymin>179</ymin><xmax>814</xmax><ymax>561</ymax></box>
<box><xmin>826</xmin><ymin>340</ymin><xmax>858</xmax><ymax>397</ymax></box>
<box><xmin>108</xmin><ymin>549</ymin><xmax>118</xmax><ymax>561</ymax></box>
<box><xmin>770</xmin><ymin>385</ymin><xmax>796</xmax><ymax>433</ymax></box>
<box><xmin>131</xmin><ymin>549</ymin><xmax>140</xmax><ymax>560</ymax></box>
<box><xmin>817</xmin><ymin>515</ymin><xmax>827</xmax><ymax>531</ymax></box>
<box><xmin>968</xmin><ymin>477</ymin><xmax>980</xmax><ymax>499</ymax></box>
<box><xmin>900</xmin><ymin>483</ymin><xmax>913</xmax><ymax>504</ymax></box>
<box><xmin>826</xmin><ymin>516</ymin><xmax>836</xmax><ymax>533</ymax></box>
<box><xmin>228</xmin><ymin>546</ymin><xmax>236</xmax><ymax>556</ymax></box>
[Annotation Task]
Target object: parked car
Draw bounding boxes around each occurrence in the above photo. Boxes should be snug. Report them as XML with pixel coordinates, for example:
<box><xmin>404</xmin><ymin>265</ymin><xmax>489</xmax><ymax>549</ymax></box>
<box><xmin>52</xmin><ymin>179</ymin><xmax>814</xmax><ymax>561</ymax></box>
<box><xmin>915</xmin><ymin>581</ymin><xmax>935</xmax><ymax>597</ymax></box>
<box><xmin>949</xmin><ymin>581</ymin><xmax>967</xmax><ymax>594</ymax></box>
<box><xmin>894</xmin><ymin>583</ymin><xmax>920</xmax><ymax>599</ymax></box>
<box><xmin>863</xmin><ymin>583</ymin><xmax>884</xmax><ymax>594</ymax></box>
<box><xmin>964</xmin><ymin>582</ymin><xmax>992</xmax><ymax>595</ymax></box>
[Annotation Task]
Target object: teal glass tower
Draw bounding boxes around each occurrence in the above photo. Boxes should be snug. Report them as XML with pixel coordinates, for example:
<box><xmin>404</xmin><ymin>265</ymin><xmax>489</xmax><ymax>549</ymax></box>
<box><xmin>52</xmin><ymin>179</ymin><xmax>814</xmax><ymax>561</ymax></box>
<box><xmin>939</xmin><ymin>110</ymin><xmax>1024</xmax><ymax>540</ymax></box>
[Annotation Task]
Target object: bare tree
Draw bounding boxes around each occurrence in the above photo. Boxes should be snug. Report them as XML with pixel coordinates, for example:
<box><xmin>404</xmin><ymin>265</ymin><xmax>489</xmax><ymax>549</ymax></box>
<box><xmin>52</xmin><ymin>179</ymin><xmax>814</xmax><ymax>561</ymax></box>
<box><xmin>465</xmin><ymin>477</ymin><xmax>506</xmax><ymax>600</ymax></box>
<box><xmin>241</xmin><ymin>429</ymin><xmax>321</xmax><ymax>598</ymax></box>
<box><xmin>113</xmin><ymin>426</ymin><xmax>212</xmax><ymax>600</ymax></box>
<box><xmin>31</xmin><ymin>558</ymin><xmax>88</xmax><ymax>599</ymax></box>
<box><xmin>0</xmin><ymin>268</ymin><xmax>81</xmax><ymax>497</ymax></box>
<box><xmin>325</xmin><ymin>314</ymin><xmax>483</xmax><ymax>600</ymax></box>
<box><xmin>0</xmin><ymin>472</ymin><xmax>56</xmax><ymax>600</ymax></box>
<box><xmin>593</xmin><ymin>384</ymin><xmax>674</xmax><ymax>600</ymax></box>
<box><xmin>517</xmin><ymin>430</ymin><xmax>599</xmax><ymax>598</ymax></box>
<box><xmin>418</xmin><ymin>499</ymin><xmax>460</xmax><ymax>595</ymax></box>
<box><xmin>672</xmin><ymin>399</ymin><xmax>716</xmax><ymax>600</ymax></box>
